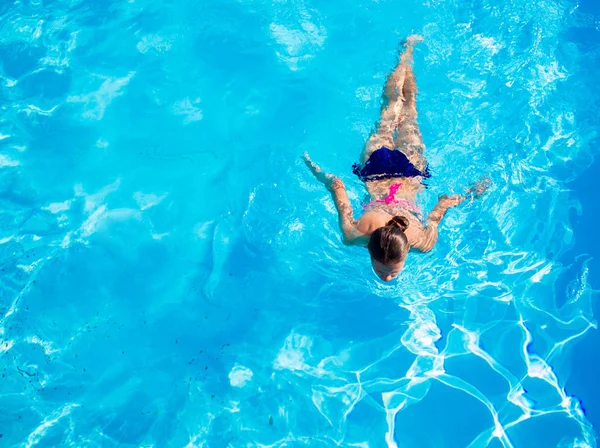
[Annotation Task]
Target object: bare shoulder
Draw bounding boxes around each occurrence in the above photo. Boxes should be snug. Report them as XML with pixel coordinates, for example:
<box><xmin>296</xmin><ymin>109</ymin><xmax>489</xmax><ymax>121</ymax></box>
<box><xmin>355</xmin><ymin>210</ymin><xmax>388</xmax><ymax>235</ymax></box>
<box><xmin>408</xmin><ymin>222</ymin><xmax>438</xmax><ymax>252</ymax></box>
<box><xmin>344</xmin><ymin>232</ymin><xmax>370</xmax><ymax>247</ymax></box>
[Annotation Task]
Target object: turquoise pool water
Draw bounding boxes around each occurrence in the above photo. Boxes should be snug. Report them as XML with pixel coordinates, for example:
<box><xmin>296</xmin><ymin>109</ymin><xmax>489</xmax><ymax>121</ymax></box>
<box><xmin>1</xmin><ymin>0</ymin><xmax>599</xmax><ymax>446</ymax></box>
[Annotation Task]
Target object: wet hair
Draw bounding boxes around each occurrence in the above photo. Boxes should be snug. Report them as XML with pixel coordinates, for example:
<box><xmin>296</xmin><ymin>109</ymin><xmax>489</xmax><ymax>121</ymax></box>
<box><xmin>367</xmin><ymin>216</ymin><xmax>410</xmax><ymax>265</ymax></box>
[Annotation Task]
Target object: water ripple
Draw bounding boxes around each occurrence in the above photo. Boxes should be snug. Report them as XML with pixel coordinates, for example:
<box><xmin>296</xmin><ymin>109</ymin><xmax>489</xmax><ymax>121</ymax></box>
<box><xmin>0</xmin><ymin>0</ymin><xmax>598</xmax><ymax>446</ymax></box>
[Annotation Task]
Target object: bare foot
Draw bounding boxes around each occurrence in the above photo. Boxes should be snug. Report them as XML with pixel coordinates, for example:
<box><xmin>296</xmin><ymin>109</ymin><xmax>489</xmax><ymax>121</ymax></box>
<box><xmin>403</xmin><ymin>34</ymin><xmax>424</xmax><ymax>48</ymax></box>
<box><xmin>398</xmin><ymin>34</ymin><xmax>424</xmax><ymax>64</ymax></box>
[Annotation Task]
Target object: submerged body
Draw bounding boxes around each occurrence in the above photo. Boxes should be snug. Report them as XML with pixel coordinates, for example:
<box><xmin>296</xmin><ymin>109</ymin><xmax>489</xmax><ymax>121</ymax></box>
<box><xmin>305</xmin><ymin>36</ymin><xmax>483</xmax><ymax>281</ymax></box>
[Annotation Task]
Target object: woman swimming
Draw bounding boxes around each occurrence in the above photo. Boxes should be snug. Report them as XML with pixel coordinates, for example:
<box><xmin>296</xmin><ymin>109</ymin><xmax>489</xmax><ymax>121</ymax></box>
<box><xmin>304</xmin><ymin>36</ymin><xmax>486</xmax><ymax>282</ymax></box>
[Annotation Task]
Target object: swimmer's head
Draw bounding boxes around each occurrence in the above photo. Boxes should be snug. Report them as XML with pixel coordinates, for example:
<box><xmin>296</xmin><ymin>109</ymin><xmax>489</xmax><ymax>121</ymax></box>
<box><xmin>368</xmin><ymin>216</ymin><xmax>409</xmax><ymax>282</ymax></box>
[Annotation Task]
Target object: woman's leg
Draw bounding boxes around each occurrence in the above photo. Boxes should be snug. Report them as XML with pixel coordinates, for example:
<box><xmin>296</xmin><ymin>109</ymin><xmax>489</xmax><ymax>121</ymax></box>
<box><xmin>360</xmin><ymin>35</ymin><xmax>427</xmax><ymax>171</ymax></box>
<box><xmin>392</xmin><ymin>59</ymin><xmax>427</xmax><ymax>171</ymax></box>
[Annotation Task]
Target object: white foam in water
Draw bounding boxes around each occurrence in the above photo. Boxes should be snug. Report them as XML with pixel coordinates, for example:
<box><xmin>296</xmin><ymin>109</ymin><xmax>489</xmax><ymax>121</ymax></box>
<box><xmin>229</xmin><ymin>365</ymin><xmax>253</xmax><ymax>387</ymax></box>
<box><xmin>133</xmin><ymin>191</ymin><xmax>168</xmax><ymax>210</ymax></box>
<box><xmin>0</xmin><ymin>154</ymin><xmax>20</xmax><ymax>167</ymax></box>
<box><xmin>67</xmin><ymin>73</ymin><xmax>135</xmax><ymax>120</ymax></box>
<box><xmin>137</xmin><ymin>34</ymin><xmax>175</xmax><ymax>54</ymax></box>
<box><xmin>268</xmin><ymin>0</ymin><xmax>326</xmax><ymax>70</ymax></box>
<box><xmin>172</xmin><ymin>97</ymin><xmax>203</xmax><ymax>124</ymax></box>
<box><xmin>43</xmin><ymin>200</ymin><xmax>72</xmax><ymax>214</ymax></box>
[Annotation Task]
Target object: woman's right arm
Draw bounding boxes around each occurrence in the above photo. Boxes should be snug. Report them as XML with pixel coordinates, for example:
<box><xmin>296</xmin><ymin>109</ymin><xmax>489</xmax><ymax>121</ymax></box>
<box><xmin>303</xmin><ymin>153</ymin><xmax>365</xmax><ymax>246</ymax></box>
<box><xmin>329</xmin><ymin>178</ymin><xmax>367</xmax><ymax>245</ymax></box>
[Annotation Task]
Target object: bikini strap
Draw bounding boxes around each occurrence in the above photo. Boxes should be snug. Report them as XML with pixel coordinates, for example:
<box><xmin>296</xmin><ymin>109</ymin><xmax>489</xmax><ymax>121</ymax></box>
<box><xmin>362</xmin><ymin>182</ymin><xmax>421</xmax><ymax>216</ymax></box>
<box><xmin>383</xmin><ymin>183</ymin><xmax>402</xmax><ymax>204</ymax></box>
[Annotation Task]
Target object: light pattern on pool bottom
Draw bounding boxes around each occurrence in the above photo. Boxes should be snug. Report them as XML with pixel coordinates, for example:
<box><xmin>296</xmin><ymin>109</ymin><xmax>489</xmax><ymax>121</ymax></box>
<box><xmin>0</xmin><ymin>0</ymin><xmax>598</xmax><ymax>446</ymax></box>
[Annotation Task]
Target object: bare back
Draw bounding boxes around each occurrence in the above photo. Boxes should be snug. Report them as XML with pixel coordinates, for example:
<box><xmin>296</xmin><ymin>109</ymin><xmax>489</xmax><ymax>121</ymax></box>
<box><xmin>356</xmin><ymin>197</ymin><xmax>436</xmax><ymax>252</ymax></box>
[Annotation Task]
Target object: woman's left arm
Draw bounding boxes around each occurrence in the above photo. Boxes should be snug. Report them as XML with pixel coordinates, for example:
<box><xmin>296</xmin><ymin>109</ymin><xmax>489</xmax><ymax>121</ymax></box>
<box><xmin>413</xmin><ymin>178</ymin><xmax>491</xmax><ymax>252</ymax></box>
<box><xmin>412</xmin><ymin>194</ymin><xmax>464</xmax><ymax>252</ymax></box>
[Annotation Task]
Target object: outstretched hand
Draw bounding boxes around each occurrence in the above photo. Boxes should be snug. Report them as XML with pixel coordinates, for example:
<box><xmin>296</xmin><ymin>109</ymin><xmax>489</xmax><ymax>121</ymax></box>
<box><xmin>438</xmin><ymin>177</ymin><xmax>491</xmax><ymax>209</ymax></box>
<box><xmin>303</xmin><ymin>152</ymin><xmax>341</xmax><ymax>191</ymax></box>
<box><xmin>438</xmin><ymin>194</ymin><xmax>465</xmax><ymax>209</ymax></box>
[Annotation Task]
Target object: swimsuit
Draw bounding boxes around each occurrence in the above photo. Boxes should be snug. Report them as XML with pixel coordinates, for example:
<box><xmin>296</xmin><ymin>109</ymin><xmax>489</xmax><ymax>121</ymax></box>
<box><xmin>352</xmin><ymin>146</ymin><xmax>430</xmax><ymax>182</ymax></box>
<box><xmin>363</xmin><ymin>183</ymin><xmax>422</xmax><ymax>216</ymax></box>
<box><xmin>355</xmin><ymin>146</ymin><xmax>428</xmax><ymax>219</ymax></box>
